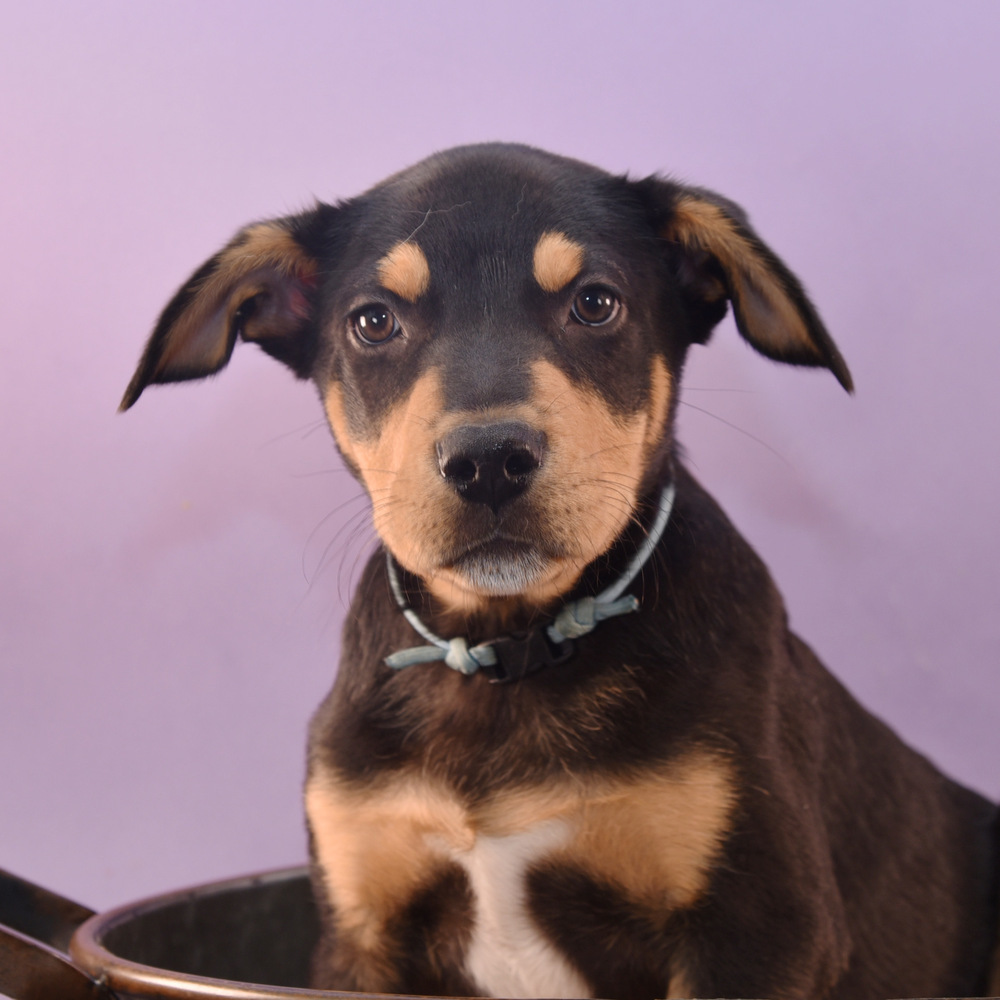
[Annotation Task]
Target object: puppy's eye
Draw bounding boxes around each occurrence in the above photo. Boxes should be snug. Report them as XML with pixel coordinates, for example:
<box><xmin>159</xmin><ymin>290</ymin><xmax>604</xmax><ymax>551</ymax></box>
<box><xmin>350</xmin><ymin>305</ymin><xmax>400</xmax><ymax>345</ymax></box>
<box><xmin>570</xmin><ymin>286</ymin><xmax>620</xmax><ymax>327</ymax></box>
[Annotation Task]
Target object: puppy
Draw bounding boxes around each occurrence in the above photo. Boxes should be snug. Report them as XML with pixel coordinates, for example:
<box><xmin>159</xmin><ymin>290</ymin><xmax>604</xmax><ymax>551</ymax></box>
<box><xmin>122</xmin><ymin>144</ymin><xmax>999</xmax><ymax>1000</ymax></box>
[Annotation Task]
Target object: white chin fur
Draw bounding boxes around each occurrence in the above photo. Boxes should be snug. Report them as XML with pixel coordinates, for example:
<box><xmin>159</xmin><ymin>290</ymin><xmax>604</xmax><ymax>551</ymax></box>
<box><xmin>457</xmin><ymin>548</ymin><xmax>548</xmax><ymax>596</ymax></box>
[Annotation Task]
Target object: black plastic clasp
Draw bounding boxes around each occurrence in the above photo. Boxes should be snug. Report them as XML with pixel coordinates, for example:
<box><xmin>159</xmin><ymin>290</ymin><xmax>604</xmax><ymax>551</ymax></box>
<box><xmin>480</xmin><ymin>629</ymin><xmax>574</xmax><ymax>684</ymax></box>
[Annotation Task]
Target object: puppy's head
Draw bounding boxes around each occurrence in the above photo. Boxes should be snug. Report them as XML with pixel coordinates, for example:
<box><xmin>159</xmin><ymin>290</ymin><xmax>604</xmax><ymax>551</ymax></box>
<box><xmin>122</xmin><ymin>144</ymin><xmax>850</xmax><ymax>616</ymax></box>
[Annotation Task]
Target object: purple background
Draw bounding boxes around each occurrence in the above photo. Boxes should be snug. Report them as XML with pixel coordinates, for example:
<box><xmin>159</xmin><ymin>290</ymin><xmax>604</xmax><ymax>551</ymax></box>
<box><xmin>2</xmin><ymin>2</ymin><xmax>998</xmax><ymax>911</ymax></box>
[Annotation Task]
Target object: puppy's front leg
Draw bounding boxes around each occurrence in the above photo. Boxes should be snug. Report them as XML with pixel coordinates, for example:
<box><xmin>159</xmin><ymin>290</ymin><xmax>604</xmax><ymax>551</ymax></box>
<box><xmin>306</xmin><ymin>766</ymin><xmax>478</xmax><ymax>995</ymax></box>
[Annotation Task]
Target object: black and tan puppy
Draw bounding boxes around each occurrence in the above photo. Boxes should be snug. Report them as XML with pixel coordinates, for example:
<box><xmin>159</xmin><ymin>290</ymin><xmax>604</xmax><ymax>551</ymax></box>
<box><xmin>122</xmin><ymin>144</ymin><xmax>999</xmax><ymax>1000</ymax></box>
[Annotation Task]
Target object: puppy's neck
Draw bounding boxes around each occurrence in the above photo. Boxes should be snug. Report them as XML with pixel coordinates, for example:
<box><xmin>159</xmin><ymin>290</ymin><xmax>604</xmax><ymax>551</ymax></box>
<box><xmin>392</xmin><ymin>481</ymin><xmax>673</xmax><ymax>644</ymax></box>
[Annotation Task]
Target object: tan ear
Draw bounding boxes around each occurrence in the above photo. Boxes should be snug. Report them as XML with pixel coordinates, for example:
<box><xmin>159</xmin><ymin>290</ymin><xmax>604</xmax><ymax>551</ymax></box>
<box><xmin>665</xmin><ymin>188</ymin><xmax>852</xmax><ymax>392</ymax></box>
<box><xmin>120</xmin><ymin>215</ymin><xmax>324</xmax><ymax>411</ymax></box>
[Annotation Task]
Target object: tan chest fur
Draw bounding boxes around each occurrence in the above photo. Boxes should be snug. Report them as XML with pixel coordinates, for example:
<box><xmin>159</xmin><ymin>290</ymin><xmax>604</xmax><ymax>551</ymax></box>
<box><xmin>306</xmin><ymin>752</ymin><xmax>735</xmax><ymax>996</ymax></box>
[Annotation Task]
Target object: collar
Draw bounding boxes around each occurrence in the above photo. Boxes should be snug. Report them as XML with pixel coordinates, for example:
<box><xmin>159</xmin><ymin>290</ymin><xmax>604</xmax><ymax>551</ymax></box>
<box><xmin>383</xmin><ymin>482</ymin><xmax>676</xmax><ymax>683</ymax></box>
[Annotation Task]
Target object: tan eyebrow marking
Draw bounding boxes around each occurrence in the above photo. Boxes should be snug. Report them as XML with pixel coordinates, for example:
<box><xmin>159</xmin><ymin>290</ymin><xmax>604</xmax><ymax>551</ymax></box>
<box><xmin>532</xmin><ymin>231</ymin><xmax>585</xmax><ymax>293</ymax></box>
<box><xmin>376</xmin><ymin>241</ymin><xmax>431</xmax><ymax>302</ymax></box>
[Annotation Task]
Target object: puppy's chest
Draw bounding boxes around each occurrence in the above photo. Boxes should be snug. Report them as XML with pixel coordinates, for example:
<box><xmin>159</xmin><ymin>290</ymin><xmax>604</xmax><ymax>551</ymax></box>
<box><xmin>436</xmin><ymin>814</ymin><xmax>590</xmax><ymax>998</ymax></box>
<box><xmin>307</xmin><ymin>754</ymin><xmax>734</xmax><ymax>997</ymax></box>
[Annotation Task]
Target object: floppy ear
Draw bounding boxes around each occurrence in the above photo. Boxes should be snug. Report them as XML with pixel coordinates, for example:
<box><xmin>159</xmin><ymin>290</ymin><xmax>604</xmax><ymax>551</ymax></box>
<box><xmin>652</xmin><ymin>182</ymin><xmax>852</xmax><ymax>392</ymax></box>
<box><xmin>120</xmin><ymin>206</ymin><xmax>336</xmax><ymax>411</ymax></box>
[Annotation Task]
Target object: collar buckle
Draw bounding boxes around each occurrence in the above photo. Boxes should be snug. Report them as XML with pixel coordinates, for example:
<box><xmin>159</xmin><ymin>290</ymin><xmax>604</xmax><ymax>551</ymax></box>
<box><xmin>479</xmin><ymin>630</ymin><xmax>574</xmax><ymax>684</ymax></box>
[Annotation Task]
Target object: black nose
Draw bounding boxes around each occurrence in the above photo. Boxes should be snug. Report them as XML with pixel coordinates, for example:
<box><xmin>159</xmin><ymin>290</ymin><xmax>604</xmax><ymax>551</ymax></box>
<box><xmin>436</xmin><ymin>422</ymin><xmax>547</xmax><ymax>511</ymax></box>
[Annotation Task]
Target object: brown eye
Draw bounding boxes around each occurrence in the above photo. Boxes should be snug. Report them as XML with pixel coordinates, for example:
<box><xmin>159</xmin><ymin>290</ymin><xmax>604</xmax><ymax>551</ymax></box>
<box><xmin>571</xmin><ymin>286</ymin><xmax>620</xmax><ymax>326</ymax></box>
<box><xmin>351</xmin><ymin>305</ymin><xmax>400</xmax><ymax>345</ymax></box>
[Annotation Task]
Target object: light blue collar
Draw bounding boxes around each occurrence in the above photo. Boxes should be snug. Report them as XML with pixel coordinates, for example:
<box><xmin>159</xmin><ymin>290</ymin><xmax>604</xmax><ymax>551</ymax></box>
<box><xmin>383</xmin><ymin>483</ymin><xmax>676</xmax><ymax>678</ymax></box>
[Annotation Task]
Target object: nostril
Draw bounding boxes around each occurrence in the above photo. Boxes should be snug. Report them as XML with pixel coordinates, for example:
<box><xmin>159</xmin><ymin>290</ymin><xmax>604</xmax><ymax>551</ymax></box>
<box><xmin>442</xmin><ymin>455</ymin><xmax>479</xmax><ymax>484</ymax></box>
<box><xmin>503</xmin><ymin>449</ymin><xmax>539</xmax><ymax>479</ymax></box>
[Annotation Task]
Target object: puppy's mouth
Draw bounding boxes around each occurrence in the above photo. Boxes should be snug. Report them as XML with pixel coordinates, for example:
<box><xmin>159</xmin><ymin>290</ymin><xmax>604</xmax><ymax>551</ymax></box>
<box><xmin>443</xmin><ymin>537</ymin><xmax>560</xmax><ymax>597</ymax></box>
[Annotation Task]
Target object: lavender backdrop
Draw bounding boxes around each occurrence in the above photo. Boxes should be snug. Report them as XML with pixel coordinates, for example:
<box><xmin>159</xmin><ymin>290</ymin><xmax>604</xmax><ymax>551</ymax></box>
<box><xmin>2</xmin><ymin>1</ymin><xmax>998</xmax><ymax>911</ymax></box>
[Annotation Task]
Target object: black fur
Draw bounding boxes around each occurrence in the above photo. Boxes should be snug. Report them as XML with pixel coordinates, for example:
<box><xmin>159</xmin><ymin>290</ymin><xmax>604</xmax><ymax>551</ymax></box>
<box><xmin>124</xmin><ymin>143</ymin><xmax>999</xmax><ymax>1000</ymax></box>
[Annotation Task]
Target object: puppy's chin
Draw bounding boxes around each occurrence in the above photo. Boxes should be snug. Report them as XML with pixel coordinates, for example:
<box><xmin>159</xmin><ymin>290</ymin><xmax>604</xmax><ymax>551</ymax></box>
<box><xmin>451</xmin><ymin>545</ymin><xmax>548</xmax><ymax>597</ymax></box>
<box><xmin>415</xmin><ymin>549</ymin><xmax>588</xmax><ymax>620</ymax></box>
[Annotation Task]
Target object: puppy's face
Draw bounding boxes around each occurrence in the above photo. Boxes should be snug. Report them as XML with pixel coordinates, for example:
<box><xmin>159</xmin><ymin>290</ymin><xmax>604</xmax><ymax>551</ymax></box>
<box><xmin>315</xmin><ymin>153</ymin><xmax>679</xmax><ymax>612</ymax></box>
<box><xmin>121</xmin><ymin>144</ymin><xmax>850</xmax><ymax>615</ymax></box>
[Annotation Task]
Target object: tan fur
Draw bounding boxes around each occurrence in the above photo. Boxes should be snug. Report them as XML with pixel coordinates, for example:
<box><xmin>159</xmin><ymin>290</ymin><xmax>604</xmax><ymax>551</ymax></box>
<box><xmin>533</xmin><ymin>231</ymin><xmax>585</xmax><ymax>293</ymax></box>
<box><xmin>324</xmin><ymin>371</ymin><xmax>448</xmax><ymax>578</ymax></box>
<box><xmin>321</xmin><ymin>382</ymin><xmax>359</xmax><ymax>470</ymax></box>
<box><xmin>665</xmin><ymin>971</ymin><xmax>695</xmax><ymax>999</ymax></box>
<box><xmin>322</xmin><ymin>358</ymin><xmax>673</xmax><ymax>616</ymax></box>
<box><xmin>157</xmin><ymin>222</ymin><xmax>315</xmax><ymax>375</ymax></box>
<box><xmin>668</xmin><ymin>196</ymin><xmax>815</xmax><ymax>357</ymax></box>
<box><xmin>558</xmin><ymin>760</ymin><xmax>735</xmax><ymax>908</ymax></box>
<box><xmin>643</xmin><ymin>354</ymin><xmax>672</xmax><ymax>457</ymax></box>
<box><xmin>376</xmin><ymin>241</ymin><xmax>431</xmax><ymax>302</ymax></box>
<box><xmin>306</xmin><ymin>773</ymin><xmax>471</xmax><ymax>950</ymax></box>
<box><xmin>307</xmin><ymin>751</ymin><xmax>734</xmax><ymax>959</ymax></box>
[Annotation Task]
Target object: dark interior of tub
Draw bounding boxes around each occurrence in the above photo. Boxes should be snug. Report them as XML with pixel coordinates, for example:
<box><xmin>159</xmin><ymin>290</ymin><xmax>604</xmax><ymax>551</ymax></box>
<box><xmin>98</xmin><ymin>869</ymin><xmax>319</xmax><ymax>987</ymax></box>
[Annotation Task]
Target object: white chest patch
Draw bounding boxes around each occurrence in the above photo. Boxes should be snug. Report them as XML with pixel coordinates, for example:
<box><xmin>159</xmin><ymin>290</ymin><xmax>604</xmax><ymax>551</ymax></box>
<box><xmin>434</xmin><ymin>818</ymin><xmax>592</xmax><ymax>999</ymax></box>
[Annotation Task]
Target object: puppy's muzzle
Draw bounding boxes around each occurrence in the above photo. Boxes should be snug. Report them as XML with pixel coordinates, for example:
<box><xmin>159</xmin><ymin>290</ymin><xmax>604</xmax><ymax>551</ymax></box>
<box><xmin>436</xmin><ymin>422</ymin><xmax>547</xmax><ymax>513</ymax></box>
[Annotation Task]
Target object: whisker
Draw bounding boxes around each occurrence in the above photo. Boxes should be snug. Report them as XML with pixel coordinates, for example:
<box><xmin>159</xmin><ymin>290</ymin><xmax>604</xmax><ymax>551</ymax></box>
<box><xmin>683</xmin><ymin>386</ymin><xmax>759</xmax><ymax>394</ymax></box>
<box><xmin>290</xmin><ymin>465</ymin><xmax>359</xmax><ymax>480</ymax></box>
<box><xmin>259</xmin><ymin>418</ymin><xmax>330</xmax><ymax>449</ymax></box>
<box><xmin>679</xmin><ymin>399</ymin><xmax>790</xmax><ymax>466</ymax></box>
<box><xmin>303</xmin><ymin>500</ymin><xmax>372</xmax><ymax>588</ymax></box>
